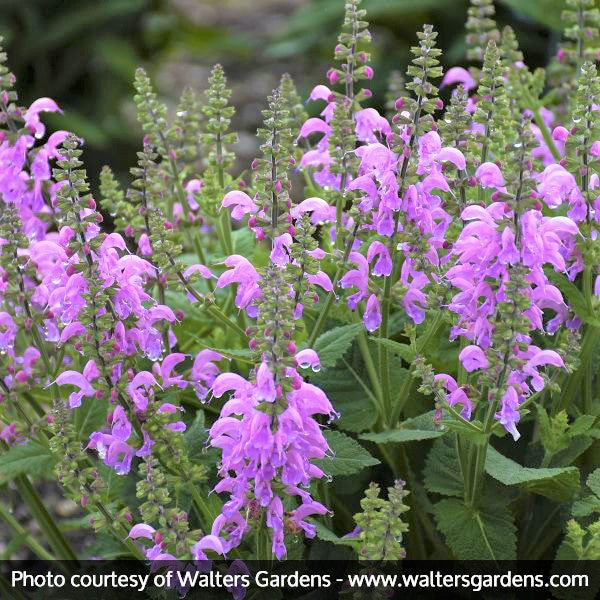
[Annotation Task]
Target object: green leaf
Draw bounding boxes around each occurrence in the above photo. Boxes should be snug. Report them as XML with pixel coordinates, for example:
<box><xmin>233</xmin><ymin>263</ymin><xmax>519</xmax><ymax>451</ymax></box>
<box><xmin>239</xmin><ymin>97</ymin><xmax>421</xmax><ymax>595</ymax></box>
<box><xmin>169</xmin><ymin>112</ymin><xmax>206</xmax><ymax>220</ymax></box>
<box><xmin>312</xmin><ymin>360</ymin><xmax>376</xmax><ymax>433</ymax></box>
<box><xmin>312</xmin><ymin>323</ymin><xmax>362</xmax><ymax>368</ymax></box>
<box><xmin>570</xmin><ymin>415</ymin><xmax>597</xmax><ymax>437</ymax></box>
<box><xmin>360</xmin><ymin>411</ymin><xmax>444</xmax><ymax>444</ymax></box>
<box><xmin>74</xmin><ymin>396</ymin><xmax>107</xmax><ymax>440</ymax></box>
<box><xmin>333</xmin><ymin>394</ymin><xmax>378</xmax><ymax>433</ymax></box>
<box><xmin>424</xmin><ymin>435</ymin><xmax>464</xmax><ymax>497</ymax></box>
<box><xmin>485</xmin><ymin>446</ymin><xmax>579</xmax><ymax>502</ymax></box>
<box><xmin>184</xmin><ymin>410</ymin><xmax>207</xmax><ymax>460</ymax></box>
<box><xmin>314</xmin><ymin>522</ymin><xmax>358</xmax><ymax>547</ymax></box>
<box><xmin>361</xmin><ymin>429</ymin><xmax>442</xmax><ymax>443</ymax></box>
<box><xmin>433</xmin><ymin>498</ymin><xmax>517</xmax><ymax>561</ymax></box>
<box><xmin>498</xmin><ymin>0</ymin><xmax>566</xmax><ymax>31</ymax></box>
<box><xmin>546</xmin><ymin>270</ymin><xmax>600</xmax><ymax>326</ymax></box>
<box><xmin>0</xmin><ymin>443</ymin><xmax>56</xmax><ymax>480</ymax></box>
<box><xmin>368</xmin><ymin>338</ymin><xmax>415</xmax><ymax>363</ymax></box>
<box><xmin>537</xmin><ymin>406</ymin><xmax>570</xmax><ymax>457</ymax></box>
<box><xmin>315</xmin><ymin>431</ymin><xmax>379</xmax><ymax>477</ymax></box>
<box><xmin>572</xmin><ymin>496</ymin><xmax>600</xmax><ymax>518</ymax></box>
<box><xmin>587</xmin><ymin>469</ymin><xmax>600</xmax><ymax>498</ymax></box>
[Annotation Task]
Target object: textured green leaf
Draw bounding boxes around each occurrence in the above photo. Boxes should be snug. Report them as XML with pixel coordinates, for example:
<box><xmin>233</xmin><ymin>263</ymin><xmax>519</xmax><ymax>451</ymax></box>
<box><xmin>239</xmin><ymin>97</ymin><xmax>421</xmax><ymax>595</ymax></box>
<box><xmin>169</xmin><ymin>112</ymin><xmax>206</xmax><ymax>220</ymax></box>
<box><xmin>361</xmin><ymin>429</ymin><xmax>442</xmax><ymax>443</ymax></box>
<box><xmin>360</xmin><ymin>411</ymin><xmax>444</xmax><ymax>444</ymax></box>
<box><xmin>74</xmin><ymin>396</ymin><xmax>107</xmax><ymax>440</ymax></box>
<box><xmin>314</xmin><ymin>522</ymin><xmax>358</xmax><ymax>547</ymax></box>
<box><xmin>587</xmin><ymin>469</ymin><xmax>600</xmax><ymax>498</ymax></box>
<box><xmin>0</xmin><ymin>443</ymin><xmax>56</xmax><ymax>479</ymax></box>
<box><xmin>572</xmin><ymin>496</ymin><xmax>600</xmax><ymax>518</ymax></box>
<box><xmin>316</xmin><ymin>431</ymin><xmax>379</xmax><ymax>476</ymax></box>
<box><xmin>433</xmin><ymin>498</ymin><xmax>517</xmax><ymax>561</ymax></box>
<box><xmin>546</xmin><ymin>270</ymin><xmax>600</xmax><ymax>326</ymax></box>
<box><xmin>368</xmin><ymin>337</ymin><xmax>415</xmax><ymax>363</ymax></box>
<box><xmin>498</xmin><ymin>0</ymin><xmax>566</xmax><ymax>31</ymax></box>
<box><xmin>333</xmin><ymin>394</ymin><xmax>377</xmax><ymax>433</ymax></box>
<box><xmin>184</xmin><ymin>409</ymin><xmax>207</xmax><ymax>460</ymax></box>
<box><xmin>312</xmin><ymin>323</ymin><xmax>362</xmax><ymax>368</ymax></box>
<box><xmin>485</xmin><ymin>446</ymin><xmax>579</xmax><ymax>502</ymax></box>
<box><xmin>424</xmin><ymin>435</ymin><xmax>464</xmax><ymax>497</ymax></box>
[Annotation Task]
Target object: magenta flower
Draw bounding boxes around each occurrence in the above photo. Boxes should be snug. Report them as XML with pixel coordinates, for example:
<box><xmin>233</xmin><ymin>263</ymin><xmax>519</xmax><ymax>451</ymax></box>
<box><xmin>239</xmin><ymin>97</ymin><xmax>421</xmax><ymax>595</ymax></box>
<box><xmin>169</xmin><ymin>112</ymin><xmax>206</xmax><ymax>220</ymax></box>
<box><xmin>367</xmin><ymin>241</ymin><xmax>392</xmax><ymax>276</ymax></box>
<box><xmin>192</xmin><ymin>535</ymin><xmax>226</xmax><ymax>561</ymax></box>
<box><xmin>88</xmin><ymin>406</ymin><xmax>136</xmax><ymax>475</ymax></box>
<box><xmin>537</xmin><ymin>164</ymin><xmax>577</xmax><ymax>209</ymax></box>
<box><xmin>475</xmin><ymin>162</ymin><xmax>505</xmax><ymax>189</ymax></box>
<box><xmin>55</xmin><ymin>369</ymin><xmax>96</xmax><ymax>409</ymax></box>
<box><xmin>299</xmin><ymin>117</ymin><xmax>331</xmax><ymax>139</ymax></box>
<box><xmin>153</xmin><ymin>353</ymin><xmax>187</xmax><ymax>389</ymax></box>
<box><xmin>308</xmin><ymin>84</ymin><xmax>332</xmax><ymax>102</ymax></box>
<box><xmin>339</xmin><ymin>251</ymin><xmax>369</xmax><ymax>309</ymax></box>
<box><xmin>495</xmin><ymin>385</ymin><xmax>522</xmax><ymax>441</ymax></box>
<box><xmin>434</xmin><ymin>374</ymin><xmax>474</xmax><ymax>419</ymax></box>
<box><xmin>270</xmin><ymin>233</ymin><xmax>293</xmax><ymax>267</ymax></box>
<box><xmin>253</xmin><ymin>362</ymin><xmax>277</xmax><ymax>403</ymax></box>
<box><xmin>459</xmin><ymin>345</ymin><xmax>489</xmax><ymax>372</ymax></box>
<box><xmin>440</xmin><ymin>66</ymin><xmax>476</xmax><ymax>91</ymax></box>
<box><xmin>191</xmin><ymin>349</ymin><xmax>222</xmax><ymax>400</ymax></box>
<box><xmin>222</xmin><ymin>190</ymin><xmax>258</xmax><ymax>220</ymax></box>
<box><xmin>290</xmin><ymin>197</ymin><xmax>331</xmax><ymax>223</ymax></box>
<box><xmin>24</xmin><ymin>97</ymin><xmax>63</xmax><ymax>138</ymax></box>
<box><xmin>0</xmin><ymin>311</ymin><xmax>17</xmax><ymax>351</ymax></box>
<box><xmin>128</xmin><ymin>524</ymin><xmax>156</xmax><ymax>540</ymax></box>
<box><xmin>216</xmin><ymin>255</ymin><xmax>261</xmax><ymax>316</ymax></box>
<box><xmin>295</xmin><ymin>349</ymin><xmax>320</xmax><ymax>371</ymax></box>
<box><xmin>127</xmin><ymin>371</ymin><xmax>158</xmax><ymax>412</ymax></box>
<box><xmin>523</xmin><ymin>349</ymin><xmax>564</xmax><ymax>391</ymax></box>
<box><xmin>363</xmin><ymin>294</ymin><xmax>382</xmax><ymax>332</ymax></box>
<box><xmin>354</xmin><ymin>108</ymin><xmax>391</xmax><ymax>143</ymax></box>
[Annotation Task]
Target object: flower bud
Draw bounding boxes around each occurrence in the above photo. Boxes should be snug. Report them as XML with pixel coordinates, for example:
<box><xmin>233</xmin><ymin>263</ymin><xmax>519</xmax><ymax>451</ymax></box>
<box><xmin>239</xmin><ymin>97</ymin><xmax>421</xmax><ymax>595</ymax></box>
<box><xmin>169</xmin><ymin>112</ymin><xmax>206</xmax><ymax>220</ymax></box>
<box><xmin>327</xmin><ymin>69</ymin><xmax>340</xmax><ymax>85</ymax></box>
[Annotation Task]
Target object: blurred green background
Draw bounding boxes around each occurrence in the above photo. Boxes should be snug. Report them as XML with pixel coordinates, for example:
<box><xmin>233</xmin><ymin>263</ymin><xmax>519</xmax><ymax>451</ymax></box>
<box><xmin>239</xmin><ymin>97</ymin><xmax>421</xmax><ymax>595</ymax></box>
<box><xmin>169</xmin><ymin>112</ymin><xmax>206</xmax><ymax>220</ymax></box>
<box><xmin>0</xmin><ymin>0</ymin><xmax>567</xmax><ymax>188</ymax></box>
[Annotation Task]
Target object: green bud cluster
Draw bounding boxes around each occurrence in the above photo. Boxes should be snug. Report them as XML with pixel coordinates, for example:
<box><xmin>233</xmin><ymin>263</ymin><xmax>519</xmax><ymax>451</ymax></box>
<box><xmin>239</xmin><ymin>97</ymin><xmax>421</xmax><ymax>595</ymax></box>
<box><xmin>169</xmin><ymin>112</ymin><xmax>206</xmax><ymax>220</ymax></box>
<box><xmin>251</xmin><ymin>265</ymin><xmax>297</xmax><ymax>405</ymax></box>
<box><xmin>473</xmin><ymin>40</ymin><xmax>509</xmax><ymax>166</ymax></box>
<box><xmin>99</xmin><ymin>166</ymin><xmax>138</xmax><ymax>234</ymax></box>
<box><xmin>253</xmin><ymin>87</ymin><xmax>294</xmax><ymax>239</ymax></box>
<box><xmin>385</xmin><ymin>70</ymin><xmax>408</xmax><ymax>119</ymax></box>
<box><xmin>391</xmin><ymin>24</ymin><xmax>443</xmax><ymax>159</ymax></box>
<box><xmin>133</xmin><ymin>68</ymin><xmax>169</xmax><ymax>157</ymax></box>
<box><xmin>331</xmin><ymin>0</ymin><xmax>372</xmax><ymax>105</ymax></box>
<box><xmin>0</xmin><ymin>37</ymin><xmax>20</xmax><ymax>131</ymax></box>
<box><xmin>563</xmin><ymin>0</ymin><xmax>600</xmax><ymax>70</ymax></box>
<box><xmin>170</xmin><ymin>86</ymin><xmax>202</xmax><ymax>167</ymax></box>
<box><xmin>354</xmin><ymin>481</ymin><xmax>410</xmax><ymax>560</ymax></box>
<box><xmin>549</xmin><ymin>0</ymin><xmax>600</xmax><ymax>113</ymax></box>
<box><xmin>288</xmin><ymin>214</ymin><xmax>321</xmax><ymax>308</ymax></box>
<box><xmin>0</xmin><ymin>205</ymin><xmax>35</xmax><ymax>329</ymax></box>
<box><xmin>279</xmin><ymin>72</ymin><xmax>307</xmax><ymax>164</ymax></box>
<box><xmin>559</xmin><ymin>519</ymin><xmax>600</xmax><ymax>559</ymax></box>
<box><xmin>201</xmin><ymin>64</ymin><xmax>238</xmax><ymax>214</ymax></box>
<box><xmin>465</xmin><ymin>0</ymin><xmax>499</xmax><ymax>67</ymax></box>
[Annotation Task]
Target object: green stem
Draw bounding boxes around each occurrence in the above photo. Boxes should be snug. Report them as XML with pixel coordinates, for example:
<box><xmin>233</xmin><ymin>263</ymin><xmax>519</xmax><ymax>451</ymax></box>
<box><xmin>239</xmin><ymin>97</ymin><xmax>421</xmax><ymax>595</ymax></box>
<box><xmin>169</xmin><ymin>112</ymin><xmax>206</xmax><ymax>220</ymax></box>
<box><xmin>352</xmin><ymin>313</ymin><xmax>384</xmax><ymax>411</ymax></box>
<box><xmin>188</xmin><ymin>483</ymin><xmax>218</xmax><ymax>530</ymax></box>
<box><xmin>14</xmin><ymin>475</ymin><xmax>78</xmax><ymax>561</ymax></box>
<box><xmin>307</xmin><ymin>223</ymin><xmax>359</xmax><ymax>347</ymax></box>
<box><xmin>465</xmin><ymin>392</ymin><xmax>496</xmax><ymax>508</ymax></box>
<box><xmin>388</xmin><ymin>311</ymin><xmax>445</xmax><ymax>427</ymax></box>
<box><xmin>0</xmin><ymin>500</ymin><xmax>55</xmax><ymax>561</ymax></box>
<box><xmin>555</xmin><ymin>324</ymin><xmax>600</xmax><ymax>414</ymax></box>
<box><xmin>206</xmin><ymin>304</ymin><xmax>246</xmax><ymax>338</ymax></box>
<box><xmin>532</xmin><ymin>107</ymin><xmax>561</xmax><ymax>162</ymax></box>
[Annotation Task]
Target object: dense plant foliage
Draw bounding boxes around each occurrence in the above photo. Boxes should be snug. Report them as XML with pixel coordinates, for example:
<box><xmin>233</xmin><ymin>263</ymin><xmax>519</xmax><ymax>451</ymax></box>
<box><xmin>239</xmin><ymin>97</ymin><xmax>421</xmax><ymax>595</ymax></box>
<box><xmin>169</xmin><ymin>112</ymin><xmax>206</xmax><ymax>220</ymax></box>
<box><xmin>1</xmin><ymin>0</ymin><xmax>600</xmax><ymax>566</ymax></box>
